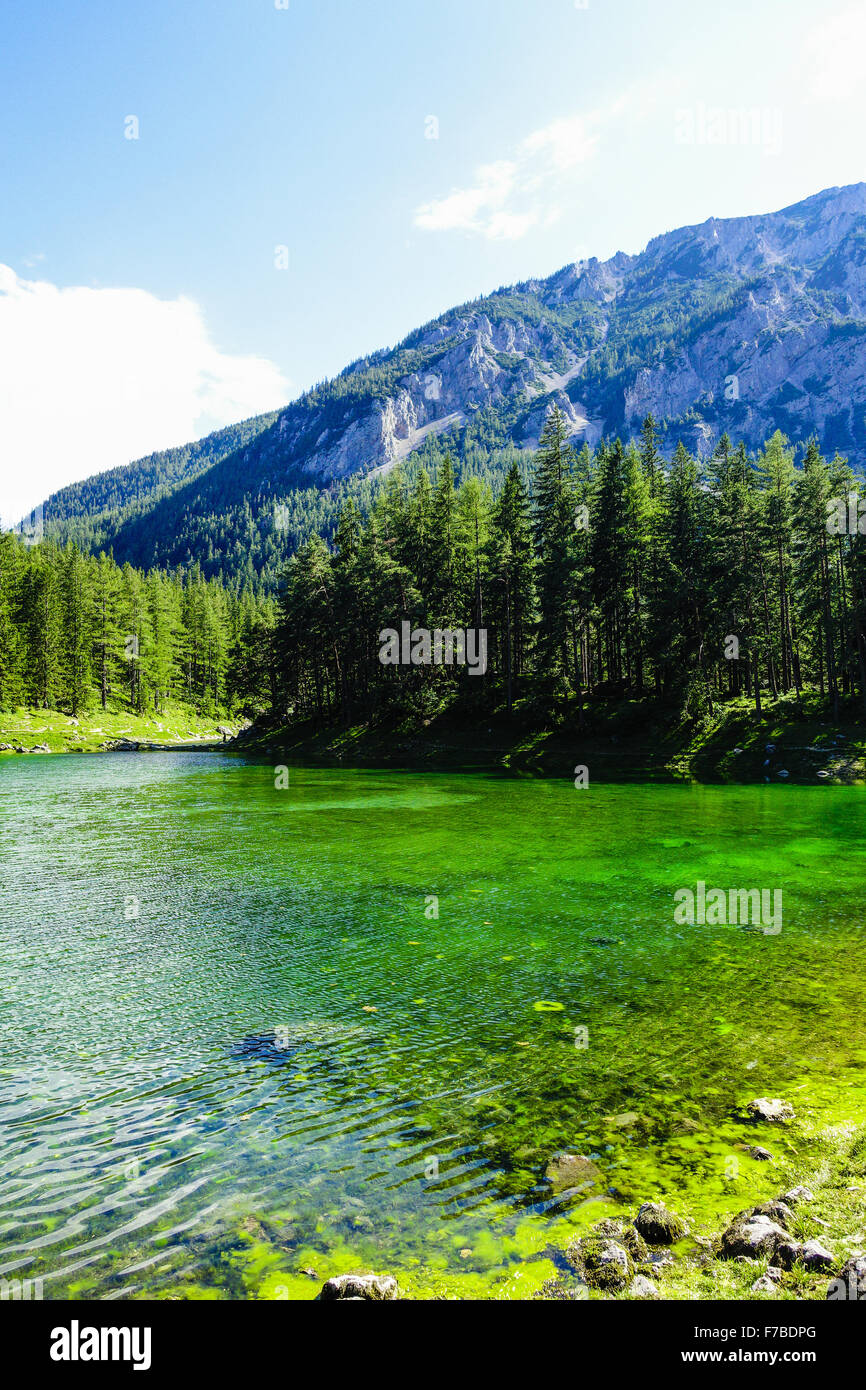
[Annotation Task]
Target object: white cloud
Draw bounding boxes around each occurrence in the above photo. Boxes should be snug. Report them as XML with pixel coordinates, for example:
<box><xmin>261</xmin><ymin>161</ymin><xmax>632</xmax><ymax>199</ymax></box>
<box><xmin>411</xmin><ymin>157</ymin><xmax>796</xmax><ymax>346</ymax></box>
<box><xmin>413</xmin><ymin>110</ymin><xmax>605</xmax><ymax>240</ymax></box>
<box><xmin>415</xmin><ymin>160</ymin><xmax>519</xmax><ymax>235</ymax></box>
<box><xmin>0</xmin><ymin>265</ymin><xmax>291</xmax><ymax>527</ymax></box>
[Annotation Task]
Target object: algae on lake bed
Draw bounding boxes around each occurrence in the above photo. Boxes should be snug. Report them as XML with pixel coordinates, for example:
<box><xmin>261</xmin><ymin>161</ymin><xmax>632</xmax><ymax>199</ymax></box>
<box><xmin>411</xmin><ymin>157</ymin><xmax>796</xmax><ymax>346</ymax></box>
<box><xmin>1</xmin><ymin>754</ymin><xmax>864</xmax><ymax>1299</ymax></box>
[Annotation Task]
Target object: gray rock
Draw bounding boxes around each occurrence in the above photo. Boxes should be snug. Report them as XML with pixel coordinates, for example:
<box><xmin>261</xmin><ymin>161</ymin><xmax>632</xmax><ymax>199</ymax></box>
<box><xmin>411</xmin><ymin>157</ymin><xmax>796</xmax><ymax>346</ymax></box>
<box><xmin>319</xmin><ymin>1272</ymin><xmax>399</xmax><ymax>1301</ymax></box>
<box><xmin>751</xmin><ymin>1266</ymin><xmax>783</xmax><ymax>1293</ymax></box>
<box><xmin>780</xmin><ymin>1186</ymin><xmax>814</xmax><ymax>1206</ymax></box>
<box><xmin>802</xmin><ymin>1240</ymin><xmax>834</xmax><ymax>1270</ymax></box>
<box><xmin>628</xmin><ymin>1274</ymin><xmax>660</xmax><ymax>1299</ymax></box>
<box><xmin>720</xmin><ymin>1211</ymin><xmax>802</xmax><ymax>1267</ymax></box>
<box><xmin>745</xmin><ymin>1097</ymin><xmax>795</xmax><ymax>1124</ymax></box>
<box><xmin>752</xmin><ymin>1200</ymin><xmax>795</xmax><ymax>1230</ymax></box>
<box><xmin>634</xmin><ymin>1201</ymin><xmax>688</xmax><ymax>1245</ymax></box>
<box><xmin>586</xmin><ymin>1240</ymin><xmax>632</xmax><ymax>1290</ymax></box>
<box><xmin>593</xmin><ymin>1218</ymin><xmax>649</xmax><ymax>1262</ymax></box>
<box><xmin>749</xmin><ymin>1146</ymin><xmax>774</xmax><ymax>1161</ymax></box>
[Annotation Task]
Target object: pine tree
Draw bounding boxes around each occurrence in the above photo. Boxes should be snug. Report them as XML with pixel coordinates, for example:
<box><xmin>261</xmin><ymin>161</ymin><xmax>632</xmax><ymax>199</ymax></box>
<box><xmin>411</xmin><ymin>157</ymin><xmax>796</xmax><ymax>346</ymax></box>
<box><xmin>533</xmin><ymin>406</ymin><xmax>578</xmax><ymax>689</ymax></box>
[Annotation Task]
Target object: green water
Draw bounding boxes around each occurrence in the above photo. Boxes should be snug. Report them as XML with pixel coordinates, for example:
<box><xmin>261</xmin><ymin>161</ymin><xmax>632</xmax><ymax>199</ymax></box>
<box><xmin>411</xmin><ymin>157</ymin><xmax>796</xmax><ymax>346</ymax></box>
<box><xmin>1</xmin><ymin>753</ymin><xmax>865</xmax><ymax>1300</ymax></box>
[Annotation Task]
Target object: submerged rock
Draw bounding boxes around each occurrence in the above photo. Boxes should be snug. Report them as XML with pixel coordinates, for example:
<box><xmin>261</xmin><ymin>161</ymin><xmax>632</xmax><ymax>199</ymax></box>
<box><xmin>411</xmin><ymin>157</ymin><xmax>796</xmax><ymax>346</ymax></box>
<box><xmin>544</xmin><ymin>1152</ymin><xmax>602</xmax><ymax>1196</ymax></box>
<box><xmin>535</xmin><ymin>1276</ymin><xmax>588</xmax><ymax>1301</ymax></box>
<box><xmin>634</xmin><ymin>1201</ymin><xmax>688</xmax><ymax>1245</ymax></box>
<box><xmin>603</xmin><ymin>1111</ymin><xmax>643</xmax><ymax>1130</ymax></box>
<box><xmin>745</xmin><ymin>1097</ymin><xmax>795</xmax><ymax>1124</ymax></box>
<box><xmin>319</xmin><ymin>1272</ymin><xmax>399</xmax><ymax>1301</ymax></box>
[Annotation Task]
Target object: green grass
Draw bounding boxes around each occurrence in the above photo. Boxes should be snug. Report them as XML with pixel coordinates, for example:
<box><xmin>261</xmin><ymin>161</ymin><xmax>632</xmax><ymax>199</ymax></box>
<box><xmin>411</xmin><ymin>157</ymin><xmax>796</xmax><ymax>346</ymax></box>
<box><xmin>0</xmin><ymin>703</ymin><xmax>236</xmax><ymax>755</ymax></box>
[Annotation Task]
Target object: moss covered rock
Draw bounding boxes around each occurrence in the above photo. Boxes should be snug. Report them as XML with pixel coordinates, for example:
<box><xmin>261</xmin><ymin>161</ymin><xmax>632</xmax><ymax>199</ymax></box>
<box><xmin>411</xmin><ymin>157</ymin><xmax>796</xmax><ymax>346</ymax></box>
<box><xmin>634</xmin><ymin>1201</ymin><xmax>688</xmax><ymax>1245</ymax></box>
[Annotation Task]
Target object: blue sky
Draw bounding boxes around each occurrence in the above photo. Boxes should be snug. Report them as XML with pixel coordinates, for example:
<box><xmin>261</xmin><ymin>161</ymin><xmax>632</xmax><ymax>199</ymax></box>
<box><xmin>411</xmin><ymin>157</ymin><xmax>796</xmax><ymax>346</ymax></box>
<box><xmin>1</xmin><ymin>0</ymin><xmax>865</xmax><ymax>522</ymax></box>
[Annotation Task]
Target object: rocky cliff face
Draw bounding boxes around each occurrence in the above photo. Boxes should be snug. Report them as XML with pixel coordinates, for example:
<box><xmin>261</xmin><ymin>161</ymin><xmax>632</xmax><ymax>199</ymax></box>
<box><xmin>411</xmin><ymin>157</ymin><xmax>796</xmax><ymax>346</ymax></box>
<box><xmin>263</xmin><ymin>181</ymin><xmax>866</xmax><ymax>480</ymax></box>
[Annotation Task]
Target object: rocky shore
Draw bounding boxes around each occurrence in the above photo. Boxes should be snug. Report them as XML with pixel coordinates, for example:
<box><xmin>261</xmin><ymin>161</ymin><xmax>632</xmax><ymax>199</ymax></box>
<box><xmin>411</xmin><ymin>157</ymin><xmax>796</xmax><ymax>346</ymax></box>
<box><xmin>297</xmin><ymin>1100</ymin><xmax>866</xmax><ymax>1302</ymax></box>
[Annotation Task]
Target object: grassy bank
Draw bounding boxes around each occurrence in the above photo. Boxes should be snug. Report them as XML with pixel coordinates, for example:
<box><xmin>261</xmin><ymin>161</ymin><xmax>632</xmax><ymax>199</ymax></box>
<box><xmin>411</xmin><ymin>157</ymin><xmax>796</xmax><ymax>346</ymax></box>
<box><xmin>4</xmin><ymin>694</ymin><xmax>864</xmax><ymax>783</ymax></box>
<box><xmin>233</xmin><ymin>693</ymin><xmax>866</xmax><ymax>785</ymax></box>
<box><xmin>0</xmin><ymin>704</ymin><xmax>238</xmax><ymax>755</ymax></box>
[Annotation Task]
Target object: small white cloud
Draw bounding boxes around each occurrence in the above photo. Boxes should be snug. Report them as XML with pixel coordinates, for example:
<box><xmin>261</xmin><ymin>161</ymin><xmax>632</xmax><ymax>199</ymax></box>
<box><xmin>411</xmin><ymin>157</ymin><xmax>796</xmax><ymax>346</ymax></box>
<box><xmin>0</xmin><ymin>265</ymin><xmax>291</xmax><ymax>527</ymax></box>
<box><xmin>414</xmin><ymin>110</ymin><xmax>603</xmax><ymax>240</ymax></box>
<box><xmin>415</xmin><ymin>160</ymin><xmax>518</xmax><ymax>234</ymax></box>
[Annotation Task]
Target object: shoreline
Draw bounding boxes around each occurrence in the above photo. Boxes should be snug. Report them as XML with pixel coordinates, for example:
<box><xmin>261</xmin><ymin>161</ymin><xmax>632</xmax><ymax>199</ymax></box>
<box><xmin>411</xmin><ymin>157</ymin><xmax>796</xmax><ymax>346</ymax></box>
<box><xmin>222</xmin><ymin>701</ymin><xmax>866</xmax><ymax>786</ymax></box>
<box><xmin>3</xmin><ymin>700</ymin><xmax>866</xmax><ymax>784</ymax></box>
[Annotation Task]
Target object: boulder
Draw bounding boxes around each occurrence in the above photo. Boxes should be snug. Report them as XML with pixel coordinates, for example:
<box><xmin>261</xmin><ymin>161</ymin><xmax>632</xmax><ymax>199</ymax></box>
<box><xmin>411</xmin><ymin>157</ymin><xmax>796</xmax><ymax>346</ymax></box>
<box><xmin>634</xmin><ymin>1201</ymin><xmax>687</xmax><ymax>1245</ymax></box>
<box><xmin>802</xmin><ymin>1240</ymin><xmax>834</xmax><ymax>1271</ymax></box>
<box><xmin>583</xmin><ymin>1239</ymin><xmax>632</xmax><ymax>1291</ymax></box>
<box><xmin>751</xmin><ymin>1200</ymin><xmax>794</xmax><ymax>1229</ymax></box>
<box><xmin>319</xmin><ymin>1273</ymin><xmax>399</xmax><ymax>1301</ymax></box>
<box><xmin>593</xmin><ymin>1218</ymin><xmax>649</xmax><ymax>1262</ymax></box>
<box><xmin>745</xmin><ymin>1097</ymin><xmax>795</xmax><ymax>1123</ymax></box>
<box><xmin>749</xmin><ymin>1146</ymin><xmax>773</xmax><ymax>1161</ymax></box>
<box><xmin>720</xmin><ymin>1211</ymin><xmax>802</xmax><ymax>1267</ymax></box>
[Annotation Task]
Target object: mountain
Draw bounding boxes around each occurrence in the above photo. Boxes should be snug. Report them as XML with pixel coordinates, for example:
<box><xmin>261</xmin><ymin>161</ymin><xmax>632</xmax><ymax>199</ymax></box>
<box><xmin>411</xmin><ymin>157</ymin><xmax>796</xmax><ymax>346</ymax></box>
<box><xmin>41</xmin><ymin>182</ymin><xmax>866</xmax><ymax>588</ymax></box>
